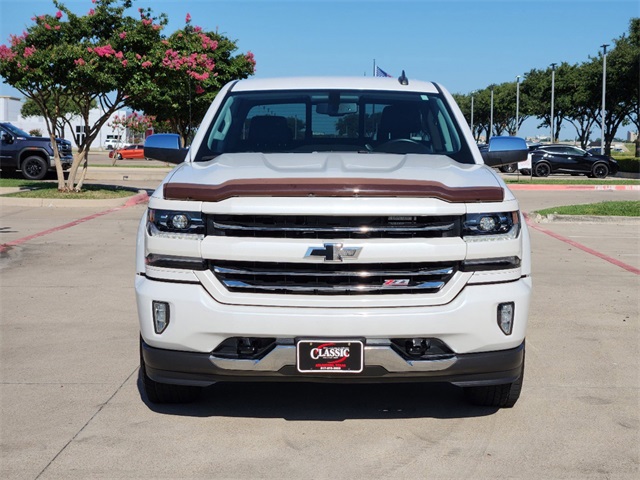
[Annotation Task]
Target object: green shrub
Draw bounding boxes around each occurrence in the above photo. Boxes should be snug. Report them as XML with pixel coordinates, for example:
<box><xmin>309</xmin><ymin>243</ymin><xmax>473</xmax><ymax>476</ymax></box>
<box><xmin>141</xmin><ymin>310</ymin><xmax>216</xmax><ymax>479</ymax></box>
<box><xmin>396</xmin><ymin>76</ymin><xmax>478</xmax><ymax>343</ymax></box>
<box><xmin>615</xmin><ymin>157</ymin><xmax>640</xmax><ymax>173</ymax></box>
<box><xmin>28</xmin><ymin>129</ymin><xmax>42</xmax><ymax>137</ymax></box>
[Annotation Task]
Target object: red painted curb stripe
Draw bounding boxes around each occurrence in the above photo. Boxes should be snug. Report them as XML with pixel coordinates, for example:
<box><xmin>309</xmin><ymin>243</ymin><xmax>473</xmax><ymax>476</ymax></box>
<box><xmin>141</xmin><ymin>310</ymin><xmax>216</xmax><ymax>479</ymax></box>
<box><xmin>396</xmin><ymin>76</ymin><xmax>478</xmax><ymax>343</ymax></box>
<box><xmin>0</xmin><ymin>191</ymin><xmax>148</xmax><ymax>253</ymax></box>
<box><xmin>524</xmin><ymin>214</ymin><xmax>640</xmax><ymax>276</ymax></box>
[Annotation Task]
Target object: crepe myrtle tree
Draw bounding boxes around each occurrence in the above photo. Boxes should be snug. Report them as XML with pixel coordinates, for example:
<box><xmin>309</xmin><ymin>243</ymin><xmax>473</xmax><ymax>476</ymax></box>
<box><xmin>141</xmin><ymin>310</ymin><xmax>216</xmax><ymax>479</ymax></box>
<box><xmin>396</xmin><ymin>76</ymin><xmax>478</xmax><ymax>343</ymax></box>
<box><xmin>130</xmin><ymin>13</ymin><xmax>256</xmax><ymax>146</ymax></box>
<box><xmin>0</xmin><ymin>0</ymin><xmax>167</xmax><ymax>191</ymax></box>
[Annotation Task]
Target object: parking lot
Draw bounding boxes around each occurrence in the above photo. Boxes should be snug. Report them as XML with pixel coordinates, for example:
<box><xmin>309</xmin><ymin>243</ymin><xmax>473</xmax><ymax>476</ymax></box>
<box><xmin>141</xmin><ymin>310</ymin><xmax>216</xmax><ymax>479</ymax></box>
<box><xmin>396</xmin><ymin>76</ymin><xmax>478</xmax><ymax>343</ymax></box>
<box><xmin>1</xmin><ymin>182</ymin><xmax>639</xmax><ymax>479</ymax></box>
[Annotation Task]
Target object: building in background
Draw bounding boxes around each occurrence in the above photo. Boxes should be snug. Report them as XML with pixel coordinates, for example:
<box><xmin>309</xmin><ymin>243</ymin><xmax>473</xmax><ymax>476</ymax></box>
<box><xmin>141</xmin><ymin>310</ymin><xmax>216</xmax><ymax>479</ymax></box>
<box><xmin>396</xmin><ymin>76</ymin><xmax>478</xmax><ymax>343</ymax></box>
<box><xmin>0</xmin><ymin>95</ymin><xmax>126</xmax><ymax>149</ymax></box>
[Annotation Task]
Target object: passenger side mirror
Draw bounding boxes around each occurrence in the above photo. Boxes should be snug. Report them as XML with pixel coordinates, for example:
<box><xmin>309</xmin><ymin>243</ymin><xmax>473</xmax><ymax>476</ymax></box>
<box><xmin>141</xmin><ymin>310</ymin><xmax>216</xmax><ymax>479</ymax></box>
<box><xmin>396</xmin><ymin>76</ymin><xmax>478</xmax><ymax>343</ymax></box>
<box><xmin>481</xmin><ymin>136</ymin><xmax>528</xmax><ymax>167</ymax></box>
<box><xmin>144</xmin><ymin>134</ymin><xmax>188</xmax><ymax>164</ymax></box>
<box><xmin>1</xmin><ymin>132</ymin><xmax>14</xmax><ymax>144</ymax></box>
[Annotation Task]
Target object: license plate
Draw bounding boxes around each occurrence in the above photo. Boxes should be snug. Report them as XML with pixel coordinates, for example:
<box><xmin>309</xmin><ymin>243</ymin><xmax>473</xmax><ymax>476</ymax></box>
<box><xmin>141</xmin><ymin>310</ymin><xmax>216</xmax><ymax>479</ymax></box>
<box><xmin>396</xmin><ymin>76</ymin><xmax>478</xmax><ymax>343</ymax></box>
<box><xmin>296</xmin><ymin>340</ymin><xmax>364</xmax><ymax>373</ymax></box>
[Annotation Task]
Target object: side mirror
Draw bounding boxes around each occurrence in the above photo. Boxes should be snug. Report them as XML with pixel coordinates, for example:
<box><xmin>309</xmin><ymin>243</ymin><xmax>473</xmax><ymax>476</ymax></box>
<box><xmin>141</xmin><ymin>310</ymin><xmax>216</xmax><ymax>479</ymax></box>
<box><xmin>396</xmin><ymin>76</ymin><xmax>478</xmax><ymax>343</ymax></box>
<box><xmin>144</xmin><ymin>134</ymin><xmax>188</xmax><ymax>164</ymax></box>
<box><xmin>481</xmin><ymin>136</ymin><xmax>528</xmax><ymax>167</ymax></box>
<box><xmin>1</xmin><ymin>132</ymin><xmax>14</xmax><ymax>144</ymax></box>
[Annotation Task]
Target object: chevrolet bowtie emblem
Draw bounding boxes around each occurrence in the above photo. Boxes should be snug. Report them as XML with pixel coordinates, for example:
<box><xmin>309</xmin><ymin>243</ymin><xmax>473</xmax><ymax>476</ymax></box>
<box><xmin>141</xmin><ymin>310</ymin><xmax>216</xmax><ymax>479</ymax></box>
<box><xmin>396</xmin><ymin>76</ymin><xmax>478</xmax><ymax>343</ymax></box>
<box><xmin>305</xmin><ymin>243</ymin><xmax>362</xmax><ymax>262</ymax></box>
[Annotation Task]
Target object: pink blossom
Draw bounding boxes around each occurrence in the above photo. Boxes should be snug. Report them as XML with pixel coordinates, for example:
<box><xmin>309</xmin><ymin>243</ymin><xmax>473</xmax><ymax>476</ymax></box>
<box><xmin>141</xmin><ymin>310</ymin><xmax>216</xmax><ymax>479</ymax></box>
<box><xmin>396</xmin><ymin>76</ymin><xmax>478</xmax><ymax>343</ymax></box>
<box><xmin>195</xmin><ymin>85</ymin><xmax>205</xmax><ymax>94</ymax></box>
<box><xmin>0</xmin><ymin>45</ymin><xmax>17</xmax><ymax>61</ymax></box>
<box><xmin>92</xmin><ymin>44</ymin><xmax>116</xmax><ymax>57</ymax></box>
<box><xmin>115</xmin><ymin>51</ymin><xmax>124</xmax><ymax>59</ymax></box>
<box><xmin>161</xmin><ymin>40</ymin><xmax>168</xmax><ymax>45</ymax></box>
<box><xmin>152</xmin><ymin>24</ymin><xmax>161</xmax><ymax>30</ymax></box>
<box><xmin>142</xmin><ymin>19</ymin><xmax>152</xmax><ymax>26</ymax></box>
<box><xmin>92</xmin><ymin>0</ymin><xmax>97</xmax><ymax>3</ymax></box>
<box><xmin>88</xmin><ymin>9</ymin><xmax>95</xmax><ymax>16</ymax></box>
<box><xmin>194</xmin><ymin>26</ymin><xmax>202</xmax><ymax>32</ymax></box>
<box><xmin>141</xmin><ymin>61</ymin><xmax>152</xmax><ymax>68</ymax></box>
<box><xmin>185</xmin><ymin>13</ymin><xmax>191</xmax><ymax>23</ymax></box>
<box><xmin>56</xmin><ymin>10</ymin><xmax>62</xmax><ymax>19</ymax></box>
<box><xmin>45</xmin><ymin>23</ymin><xmax>52</xmax><ymax>30</ymax></box>
<box><xmin>54</xmin><ymin>25</ymin><xmax>61</xmax><ymax>30</ymax></box>
<box><xmin>246</xmin><ymin>51</ymin><xmax>256</xmax><ymax>66</ymax></box>
<box><xmin>74</xmin><ymin>58</ymin><xmax>86</xmax><ymax>66</ymax></box>
<box><xmin>23</xmin><ymin>45</ymin><xmax>36</xmax><ymax>58</ymax></box>
<box><xmin>121</xmin><ymin>59</ymin><xmax>128</xmax><ymax>67</ymax></box>
<box><xmin>119</xmin><ymin>31</ymin><xmax>126</xmax><ymax>39</ymax></box>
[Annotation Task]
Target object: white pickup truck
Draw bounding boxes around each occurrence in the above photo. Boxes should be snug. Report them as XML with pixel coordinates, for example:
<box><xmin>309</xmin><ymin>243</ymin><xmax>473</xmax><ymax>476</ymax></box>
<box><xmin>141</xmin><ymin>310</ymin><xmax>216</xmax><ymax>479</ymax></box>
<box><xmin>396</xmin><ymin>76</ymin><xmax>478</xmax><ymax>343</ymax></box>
<box><xmin>137</xmin><ymin>76</ymin><xmax>531</xmax><ymax>407</ymax></box>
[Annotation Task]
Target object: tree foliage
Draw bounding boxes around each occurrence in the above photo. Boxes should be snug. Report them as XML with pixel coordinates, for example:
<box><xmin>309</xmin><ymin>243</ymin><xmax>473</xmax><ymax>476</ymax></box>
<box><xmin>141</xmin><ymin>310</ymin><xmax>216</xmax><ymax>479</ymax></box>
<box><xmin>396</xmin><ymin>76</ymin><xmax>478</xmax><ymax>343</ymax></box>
<box><xmin>128</xmin><ymin>15</ymin><xmax>255</xmax><ymax>145</ymax></box>
<box><xmin>454</xmin><ymin>18</ymin><xmax>639</xmax><ymax>154</ymax></box>
<box><xmin>0</xmin><ymin>0</ymin><xmax>256</xmax><ymax>190</ymax></box>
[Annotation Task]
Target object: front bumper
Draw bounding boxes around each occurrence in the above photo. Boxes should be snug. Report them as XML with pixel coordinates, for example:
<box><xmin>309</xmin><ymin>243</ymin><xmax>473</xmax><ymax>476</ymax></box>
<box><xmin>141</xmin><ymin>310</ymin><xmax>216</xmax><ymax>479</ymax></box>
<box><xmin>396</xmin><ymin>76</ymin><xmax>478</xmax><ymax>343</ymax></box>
<box><xmin>142</xmin><ymin>338</ymin><xmax>525</xmax><ymax>387</ymax></box>
<box><xmin>49</xmin><ymin>155</ymin><xmax>73</xmax><ymax>169</ymax></box>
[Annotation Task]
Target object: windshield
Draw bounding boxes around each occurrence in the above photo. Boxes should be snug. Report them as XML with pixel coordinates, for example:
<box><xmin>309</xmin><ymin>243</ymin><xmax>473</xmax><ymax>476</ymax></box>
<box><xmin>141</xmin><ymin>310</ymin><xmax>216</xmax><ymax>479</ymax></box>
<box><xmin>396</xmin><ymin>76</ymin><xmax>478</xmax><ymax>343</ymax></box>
<box><xmin>195</xmin><ymin>89</ymin><xmax>473</xmax><ymax>163</ymax></box>
<box><xmin>2</xmin><ymin>123</ymin><xmax>31</xmax><ymax>138</ymax></box>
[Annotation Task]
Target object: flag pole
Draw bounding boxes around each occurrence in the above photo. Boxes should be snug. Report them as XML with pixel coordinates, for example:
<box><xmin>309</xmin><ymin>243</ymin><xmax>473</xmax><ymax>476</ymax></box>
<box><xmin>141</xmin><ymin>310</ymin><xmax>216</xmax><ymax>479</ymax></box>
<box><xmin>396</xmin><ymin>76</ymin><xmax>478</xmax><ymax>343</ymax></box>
<box><xmin>373</xmin><ymin>59</ymin><xmax>376</xmax><ymax>77</ymax></box>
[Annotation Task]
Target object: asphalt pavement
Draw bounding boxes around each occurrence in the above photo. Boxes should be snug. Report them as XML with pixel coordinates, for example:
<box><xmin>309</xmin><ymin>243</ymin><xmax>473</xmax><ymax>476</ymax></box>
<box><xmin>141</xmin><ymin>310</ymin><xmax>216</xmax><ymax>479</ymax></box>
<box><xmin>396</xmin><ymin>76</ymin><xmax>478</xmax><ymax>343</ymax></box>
<box><xmin>0</xmin><ymin>163</ymin><xmax>639</xmax><ymax>479</ymax></box>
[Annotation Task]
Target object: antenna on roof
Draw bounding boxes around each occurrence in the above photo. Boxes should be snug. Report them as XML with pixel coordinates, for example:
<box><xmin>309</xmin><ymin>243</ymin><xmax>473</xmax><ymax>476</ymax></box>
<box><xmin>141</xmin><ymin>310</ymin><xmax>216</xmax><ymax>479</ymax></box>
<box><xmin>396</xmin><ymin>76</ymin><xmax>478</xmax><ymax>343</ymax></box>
<box><xmin>398</xmin><ymin>70</ymin><xmax>409</xmax><ymax>86</ymax></box>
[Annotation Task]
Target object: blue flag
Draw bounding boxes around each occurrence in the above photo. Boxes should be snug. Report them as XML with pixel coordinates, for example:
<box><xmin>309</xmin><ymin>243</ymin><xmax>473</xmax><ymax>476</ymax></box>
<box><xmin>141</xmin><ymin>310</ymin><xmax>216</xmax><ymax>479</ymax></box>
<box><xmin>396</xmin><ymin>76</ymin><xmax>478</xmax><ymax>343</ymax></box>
<box><xmin>375</xmin><ymin>66</ymin><xmax>392</xmax><ymax>78</ymax></box>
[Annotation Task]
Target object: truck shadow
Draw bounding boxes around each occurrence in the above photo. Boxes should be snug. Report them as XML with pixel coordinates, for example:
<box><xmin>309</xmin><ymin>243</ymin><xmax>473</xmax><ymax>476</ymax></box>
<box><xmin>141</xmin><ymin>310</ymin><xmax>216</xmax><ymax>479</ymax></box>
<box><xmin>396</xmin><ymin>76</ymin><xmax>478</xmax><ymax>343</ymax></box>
<box><xmin>137</xmin><ymin>375</ymin><xmax>499</xmax><ymax>420</ymax></box>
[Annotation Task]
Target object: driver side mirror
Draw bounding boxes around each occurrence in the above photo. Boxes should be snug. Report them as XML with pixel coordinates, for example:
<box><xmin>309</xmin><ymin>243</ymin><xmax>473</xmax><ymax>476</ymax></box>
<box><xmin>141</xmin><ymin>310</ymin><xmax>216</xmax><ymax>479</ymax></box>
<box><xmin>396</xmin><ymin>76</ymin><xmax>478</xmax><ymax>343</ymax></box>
<box><xmin>481</xmin><ymin>136</ymin><xmax>528</xmax><ymax>167</ymax></box>
<box><xmin>144</xmin><ymin>134</ymin><xmax>188</xmax><ymax>164</ymax></box>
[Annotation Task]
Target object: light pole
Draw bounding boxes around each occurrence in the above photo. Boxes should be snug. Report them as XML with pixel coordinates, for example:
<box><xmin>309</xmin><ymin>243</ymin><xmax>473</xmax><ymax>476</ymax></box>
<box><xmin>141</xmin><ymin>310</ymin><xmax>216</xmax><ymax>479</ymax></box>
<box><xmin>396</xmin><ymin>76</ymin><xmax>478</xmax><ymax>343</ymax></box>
<box><xmin>489</xmin><ymin>85</ymin><xmax>494</xmax><ymax>142</ymax></box>
<box><xmin>470</xmin><ymin>91</ymin><xmax>475</xmax><ymax>140</ymax></box>
<box><xmin>550</xmin><ymin>63</ymin><xmax>556</xmax><ymax>143</ymax></box>
<box><xmin>600</xmin><ymin>44</ymin><xmax>609</xmax><ymax>154</ymax></box>
<box><xmin>515</xmin><ymin>75</ymin><xmax>521</xmax><ymax>136</ymax></box>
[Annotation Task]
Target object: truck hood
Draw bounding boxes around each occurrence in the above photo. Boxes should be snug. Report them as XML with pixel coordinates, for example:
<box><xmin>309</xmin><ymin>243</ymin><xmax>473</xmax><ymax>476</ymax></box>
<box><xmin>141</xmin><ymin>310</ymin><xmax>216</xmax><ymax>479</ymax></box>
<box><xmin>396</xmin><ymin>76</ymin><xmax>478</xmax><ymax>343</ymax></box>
<box><xmin>167</xmin><ymin>152</ymin><xmax>500</xmax><ymax>189</ymax></box>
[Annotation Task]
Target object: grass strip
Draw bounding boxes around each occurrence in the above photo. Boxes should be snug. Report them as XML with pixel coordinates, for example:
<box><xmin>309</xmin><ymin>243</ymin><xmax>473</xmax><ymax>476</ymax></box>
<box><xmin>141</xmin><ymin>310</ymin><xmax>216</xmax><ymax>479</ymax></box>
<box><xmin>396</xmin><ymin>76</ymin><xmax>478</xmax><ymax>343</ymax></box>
<box><xmin>536</xmin><ymin>201</ymin><xmax>640</xmax><ymax>217</ymax></box>
<box><xmin>1</xmin><ymin>182</ymin><xmax>136</xmax><ymax>200</ymax></box>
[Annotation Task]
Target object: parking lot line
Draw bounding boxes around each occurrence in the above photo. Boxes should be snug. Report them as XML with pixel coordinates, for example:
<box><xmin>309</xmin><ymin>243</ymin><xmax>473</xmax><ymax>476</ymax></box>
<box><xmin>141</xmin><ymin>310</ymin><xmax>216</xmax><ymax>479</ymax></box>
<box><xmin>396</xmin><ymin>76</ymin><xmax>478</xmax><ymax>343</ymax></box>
<box><xmin>0</xmin><ymin>193</ymin><xmax>147</xmax><ymax>253</ymax></box>
<box><xmin>524</xmin><ymin>215</ymin><xmax>640</xmax><ymax>275</ymax></box>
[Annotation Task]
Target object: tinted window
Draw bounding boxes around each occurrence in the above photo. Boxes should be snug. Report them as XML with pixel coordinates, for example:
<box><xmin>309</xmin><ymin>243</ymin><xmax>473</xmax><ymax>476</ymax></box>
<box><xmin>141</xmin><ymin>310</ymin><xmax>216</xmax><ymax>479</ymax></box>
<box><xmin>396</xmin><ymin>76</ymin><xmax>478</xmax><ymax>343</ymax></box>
<box><xmin>195</xmin><ymin>89</ymin><xmax>473</xmax><ymax>163</ymax></box>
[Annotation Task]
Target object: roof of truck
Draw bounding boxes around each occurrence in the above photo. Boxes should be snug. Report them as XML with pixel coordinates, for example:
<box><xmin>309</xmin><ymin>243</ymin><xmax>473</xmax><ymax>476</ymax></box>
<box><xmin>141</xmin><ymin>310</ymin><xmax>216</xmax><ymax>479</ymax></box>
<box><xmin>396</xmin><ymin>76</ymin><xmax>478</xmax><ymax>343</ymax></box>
<box><xmin>229</xmin><ymin>76</ymin><xmax>441</xmax><ymax>94</ymax></box>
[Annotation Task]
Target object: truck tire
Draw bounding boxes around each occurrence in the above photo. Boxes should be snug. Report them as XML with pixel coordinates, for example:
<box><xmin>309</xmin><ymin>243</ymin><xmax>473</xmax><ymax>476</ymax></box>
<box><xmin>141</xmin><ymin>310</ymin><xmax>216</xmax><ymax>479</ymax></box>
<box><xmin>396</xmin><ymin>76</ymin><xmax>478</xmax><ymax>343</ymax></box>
<box><xmin>139</xmin><ymin>341</ymin><xmax>201</xmax><ymax>404</ymax></box>
<box><xmin>464</xmin><ymin>352</ymin><xmax>524</xmax><ymax>408</ymax></box>
<box><xmin>499</xmin><ymin>163</ymin><xmax>517</xmax><ymax>173</ymax></box>
<box><xmin>21</xmin><ymin>155</ymin><xmax>48</xmax><ymax>180</ymax></box>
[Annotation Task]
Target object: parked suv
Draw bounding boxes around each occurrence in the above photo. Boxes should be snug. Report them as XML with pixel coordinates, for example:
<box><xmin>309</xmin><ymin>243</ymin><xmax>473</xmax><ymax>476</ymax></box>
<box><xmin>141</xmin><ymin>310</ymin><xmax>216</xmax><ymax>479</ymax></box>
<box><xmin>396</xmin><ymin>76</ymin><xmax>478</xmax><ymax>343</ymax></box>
<box><xmin>137</xmin><ymin>76</ymin><xmax>531</xmax><ymax>407</ymax></box>
<box><xmin>0</xmin><ymin>123</ymin><xmax>73</xmax><ymax>180</ymax></box>
<box><xmin>519</xmin><ymin>144</ymin><xmax>618</xmax><ymax>178</ymax></box>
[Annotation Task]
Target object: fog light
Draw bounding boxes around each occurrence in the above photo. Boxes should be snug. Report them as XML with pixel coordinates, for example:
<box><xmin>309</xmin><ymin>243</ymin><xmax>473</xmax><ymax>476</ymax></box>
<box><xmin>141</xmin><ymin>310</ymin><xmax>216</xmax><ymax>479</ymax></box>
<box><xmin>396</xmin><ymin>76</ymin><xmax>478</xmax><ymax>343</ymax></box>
<box><xmin>478</xmin><ymin>216</ymin><xmax>497</xmax><ymax>232</ymax></box>
<box><xmin>152</xmin><ymin>301</ymin><xmax>170</xmax><ymax>334</ymax></box>
<box><xmin>497</xmin><ymin>302</ymin><xmax>514</xmax><ymax>335</ymax></box>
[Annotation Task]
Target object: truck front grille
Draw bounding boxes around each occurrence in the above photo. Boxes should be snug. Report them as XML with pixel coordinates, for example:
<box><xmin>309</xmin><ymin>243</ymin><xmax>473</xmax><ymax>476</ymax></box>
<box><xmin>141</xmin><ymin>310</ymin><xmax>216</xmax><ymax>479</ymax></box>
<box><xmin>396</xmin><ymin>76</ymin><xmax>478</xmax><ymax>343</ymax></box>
<box><xmin>211</xmin><ymin>261</ymin><xmax>457</xmax><ymax>295</ymax></box>
<box><xmin>207</xmin><ymin>215</ymin><xmax>459</xmax><ymax>239</ymax></box>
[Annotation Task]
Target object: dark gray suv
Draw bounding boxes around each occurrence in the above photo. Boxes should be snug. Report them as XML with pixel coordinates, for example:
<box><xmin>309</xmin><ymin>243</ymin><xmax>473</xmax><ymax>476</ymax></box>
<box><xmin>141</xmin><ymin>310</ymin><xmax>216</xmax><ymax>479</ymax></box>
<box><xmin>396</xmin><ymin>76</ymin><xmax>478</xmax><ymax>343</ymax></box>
<box><xmin>0</xmin><ymin>123</ymin><xmax>73</xmax><ymax>180</ymax></box>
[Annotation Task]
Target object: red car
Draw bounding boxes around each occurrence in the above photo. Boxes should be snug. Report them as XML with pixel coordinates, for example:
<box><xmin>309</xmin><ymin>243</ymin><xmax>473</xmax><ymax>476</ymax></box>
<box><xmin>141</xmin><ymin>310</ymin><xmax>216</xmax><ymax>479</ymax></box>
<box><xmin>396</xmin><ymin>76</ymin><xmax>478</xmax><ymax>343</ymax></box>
<box><xmin>112</xmin><ymin>144</ymin><xmax>145</xmax><ymax>160</ymax></box>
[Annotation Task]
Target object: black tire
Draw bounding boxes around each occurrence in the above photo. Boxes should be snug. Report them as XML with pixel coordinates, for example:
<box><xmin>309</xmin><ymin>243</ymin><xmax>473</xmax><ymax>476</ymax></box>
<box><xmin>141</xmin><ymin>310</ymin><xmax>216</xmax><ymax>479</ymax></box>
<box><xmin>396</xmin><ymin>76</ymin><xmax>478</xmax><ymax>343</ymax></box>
<box><xmin>464</xmin><ymin>352</ymin><xmax>525</xmax><ymax>408</ymax></box>
<box><xmin>592</xmin><ymin>163</ymin><xmax>609</xmax><ymax>179</ymax></box>
<box><xmin>499</xmin><ymin>163</ymin><xmax>517</xmax><ymax>173</ymax></box>
<box><xmin>519</xmin><ymin>169</ymin><xmax>531</xmax><ymax>176</ymax></box>
<box><xmin>116</xmin><ymin>153</ymin><xmax>123</xmax><ymax>160</ymax></box>
<box><xmin>21</xmin><ymin>155</ymin><xmax>48</xmax><ymax>180</ymax></box>
<box><xmin>533</xmin><ymin>162</ymin><xmax>551</xmax><ymax>177</ymax></box>
<box><xmin>140</xmin><ymin>341</ymin><xmax>201</xmax><ymax>404</ymax></box>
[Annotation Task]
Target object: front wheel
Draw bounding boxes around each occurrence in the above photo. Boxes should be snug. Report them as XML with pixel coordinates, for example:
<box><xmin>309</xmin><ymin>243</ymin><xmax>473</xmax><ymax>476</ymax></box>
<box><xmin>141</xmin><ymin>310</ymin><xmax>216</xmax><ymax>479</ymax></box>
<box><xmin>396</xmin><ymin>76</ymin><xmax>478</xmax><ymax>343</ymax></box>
<box><xmin>116</xmin><ymin>153</ymin><xmax>123</xmax><ymax>160</ymax></box>
<box><xmin>21</xmin><ymin>155</ymin><xmax>48</xmax><ymax>180</ymax></box>
<box><xmin>464</xmin><ymin>352</ymin><xmax>524</xmax><ymax>408</ymax></box>
<box><xmin>533</xmin><ymin>162</ymin><xmax>551</xmax><ymax>177</ymax></box>
<box><xmin>592</xmin><ymin>163</ymin><xmax>609</xmax><ymax>179</ymax></box>
<box><xmin>140</xmin><ymin>340</ymin><xmax>201</xmax><ymax>404</ymax></box>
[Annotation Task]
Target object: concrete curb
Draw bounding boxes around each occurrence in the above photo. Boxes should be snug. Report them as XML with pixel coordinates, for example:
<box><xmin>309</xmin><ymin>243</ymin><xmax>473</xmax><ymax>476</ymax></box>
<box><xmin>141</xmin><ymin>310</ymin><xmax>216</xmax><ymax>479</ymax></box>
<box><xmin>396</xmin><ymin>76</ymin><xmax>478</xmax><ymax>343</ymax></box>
<box><xmin>0</xmin><ymin>189</ymin><xmax>149</xmax><ymax>208</ymax></box>
<box><xmin>508</xmin><ymin>184</ymin><xmax>640</xmax><ymax>191</ymax></box>
<box><xmin>529</xmin><ymin>212</ymin><xmax>640</xmax><ymax>224</ymax></box>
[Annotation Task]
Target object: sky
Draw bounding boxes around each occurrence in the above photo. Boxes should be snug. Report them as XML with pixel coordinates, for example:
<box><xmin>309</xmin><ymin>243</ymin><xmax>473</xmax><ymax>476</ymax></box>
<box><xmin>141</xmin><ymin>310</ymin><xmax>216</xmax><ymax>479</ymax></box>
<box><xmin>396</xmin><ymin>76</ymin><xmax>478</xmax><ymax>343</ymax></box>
<box><xmin>0</xmin><ymin>0</ymin><xmax>638</xmax><ymax>140</ymax></box>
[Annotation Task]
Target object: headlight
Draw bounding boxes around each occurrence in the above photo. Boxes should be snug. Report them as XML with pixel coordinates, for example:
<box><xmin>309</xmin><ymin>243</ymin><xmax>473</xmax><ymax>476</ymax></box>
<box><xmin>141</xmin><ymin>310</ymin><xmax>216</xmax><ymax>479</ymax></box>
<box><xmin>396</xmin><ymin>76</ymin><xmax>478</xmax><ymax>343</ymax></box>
<box><xmin>147</xmin><ymin>209</ymin><xmax>205</xmax><ymax>239</ymax></box>
<box><xmin>463</xmin><ymin>211</ymin><xmax>520</xmax><ymax>241</ymax></box>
